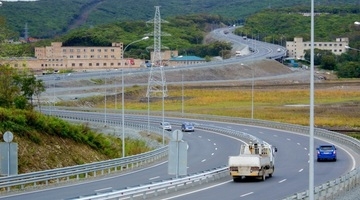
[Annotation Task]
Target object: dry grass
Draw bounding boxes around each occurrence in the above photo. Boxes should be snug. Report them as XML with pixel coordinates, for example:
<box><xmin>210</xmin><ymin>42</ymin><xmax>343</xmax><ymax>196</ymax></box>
<box><xmin>118</xmin><ymin>85</ymin><xmax>360</xmax><ymax>129</ymax></box>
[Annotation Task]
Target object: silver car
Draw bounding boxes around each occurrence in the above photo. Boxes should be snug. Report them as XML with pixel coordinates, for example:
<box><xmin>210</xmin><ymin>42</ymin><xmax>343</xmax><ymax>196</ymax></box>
<box><xmin>160</xmin><ymin>122</ymin><xmax>172</xmax><ymax>131</ymax></box>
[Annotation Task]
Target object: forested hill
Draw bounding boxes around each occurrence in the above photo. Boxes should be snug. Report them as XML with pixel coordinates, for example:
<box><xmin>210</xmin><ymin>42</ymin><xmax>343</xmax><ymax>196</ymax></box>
<box><xmin>0</xmin><ymin>0</ymin><xmax>359</xmax><ymax>38</ymax></box>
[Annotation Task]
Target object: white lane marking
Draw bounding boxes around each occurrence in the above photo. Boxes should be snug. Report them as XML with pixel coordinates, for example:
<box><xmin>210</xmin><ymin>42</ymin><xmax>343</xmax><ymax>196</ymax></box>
<box><xmin>149</xmin><ymin>176</ymin><xmax>160</xmax><ymax>180</ymax></box>
<box><xmin>297</xmin><ymin>143</ymin><xmax>301</xmax><ymax>145</ymax></box>
<box><xmin>299</xmin><ymin>169</ymin><xmax>303</xmax><ymax>172</ymax></box>
<box><xmin>287</xmin><ymin>138</ymin><xmax>291</xmax><ymax>141</ymax></box>
<box><xmin>240</xmin><ymin>192</ymin><xmax>254</xmax><ymax>197</ymax></box>
<box><xmin>94</xmin><ymin>187</ymin><xmax>112</xmax><ymax>192</ymax></box>
<box><xmin>273</xmin><ymin>134</ymin><xmax>278</xmax><ymax>137</ymax></box>
<box><xmin>201</xmin><ymin>159</ymin><xmax>206</xmax><ymax>162</ymax></box>
<box><xmin>279</xmin><ymin>179</ymin><xmax>287</xmax><ymax>183</ymax></box>
<box><xmin>215</xmin><ymin>147</ymin><xmax>218</xmax><ymax>150</ymax></box>
<box><xmin>213</xmin><ymin>143</ymin><xmax>217</xmax><ymax>145</ymax></box>
<box><xmin>208</xmin><ymin>139</ymin><xmax>211</xmax><ymax>141</ymax></box>
<box><xmin>304</xmin><ymin>147</ymin><xmax>307</xmax><ymax>150</ymax></box>
<box><xmin>259</xmin><ymin>131</ymin><xmax>264</xmax><ymax>134</ymax></box>
<box><xmin>162</xmin><ymin>180</ymin><xmax>232</xmax><ymax>199</ymax></box>
<box><xmin>211</xmin><ymin>153</ymin><xmax>214</xmax><ymax>156</ymax></box>
<box><xmin>198</xmin><ymin>136</ymin><xmax>202</xmax><ymax>138</ymax></box>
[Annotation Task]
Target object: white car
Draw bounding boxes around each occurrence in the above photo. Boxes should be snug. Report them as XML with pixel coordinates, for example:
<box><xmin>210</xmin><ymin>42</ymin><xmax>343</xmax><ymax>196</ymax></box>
<box><xmin>160</xmin><ymin>122</ymin><xmax>172</xmax><ymax>131</ymax></box>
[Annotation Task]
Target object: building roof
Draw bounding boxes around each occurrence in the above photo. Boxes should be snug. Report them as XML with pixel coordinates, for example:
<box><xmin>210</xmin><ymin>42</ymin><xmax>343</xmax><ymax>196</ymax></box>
<box><xmin>170</xmin><ymin>55</ymin><xmax>205</xmax><ymax>61</ymax></box>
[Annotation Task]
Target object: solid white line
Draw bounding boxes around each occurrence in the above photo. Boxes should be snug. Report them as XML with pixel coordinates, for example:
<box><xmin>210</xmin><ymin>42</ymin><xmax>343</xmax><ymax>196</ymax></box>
<box><xmin>297</xmin><ymin>143</ymin><xmax>301</xmax><ymax>145</ymax></box>
<box><xmin>161</xmin><ymin>180</ymin><xmax>232</xmax><ymax>199</ymax></box>
<box><xmin>211</xmin><ymin>153</ymin><xmax>214</xmax><ymax>156</ymax></box>
<box><xmin>299</xmin><ymin>169</ymin><xmax>303</xmax><ymax>172</ymax></box>
<box><xmin>304</xmin><ymin>147</ymin><xmax>307</xmax><ymax>150</ymax></box>
<box><xmin>94</xmin><ymin>187</ymin><xmax>112</xmax><ymax>192</ymax></box>
<box><xmin>149</xmin><ymin>176</ymin><xmax>160</xmax><ymax>180</ymax></box>
<box><xmin>215</xmin><ymin>147</ymin><xmax>218</xmax><ymax>150</ymax></box>
<box><xmin>287</xmin><ymin>138</ymin><xmax>291</xmax><ymax>141</ymax></box>
<box><xmin>278</xmin><ymin>179</ymin><xmax>287</xmax><ymax>183</ymax></box>
<box><xmin>213</xmin><ymin>143</ymin><xmax>217</xmax><ymax>145</ymax></box>
<box><xmin>201</xmin><ymin>159</ymin><xmax>206</xmax><ymax>162</ymax></box>
<box><xmin>240</xmin><ymin>192</ymin><xmax>254</xmax><ymax>197</ymax></box>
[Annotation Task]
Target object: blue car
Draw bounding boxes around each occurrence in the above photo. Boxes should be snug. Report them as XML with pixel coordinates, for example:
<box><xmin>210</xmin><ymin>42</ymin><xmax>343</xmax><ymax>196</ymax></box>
<box><xmin>181</xmin><ymin>122</ymin><xmax>195</xmax><ymax>132</ymax></box>
<box><xmin>317</xmin><ymin>145</ymin><xmax>337</xmax><ymax>162</ymax></box>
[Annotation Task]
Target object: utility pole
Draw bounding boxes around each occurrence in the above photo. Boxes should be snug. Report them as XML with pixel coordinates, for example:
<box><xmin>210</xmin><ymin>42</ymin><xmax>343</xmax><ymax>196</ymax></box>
<box><xmin>146</xmin><ymin>6</ymin><xmax>169</xmax><ymax>98</ymax></box>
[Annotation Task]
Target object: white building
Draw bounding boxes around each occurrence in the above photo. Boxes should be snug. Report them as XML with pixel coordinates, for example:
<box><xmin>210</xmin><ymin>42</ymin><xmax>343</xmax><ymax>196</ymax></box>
<box><xmin>286</xmin><ymin>37</ymin><xmax>349</xmax><ymax>59</ymax></box>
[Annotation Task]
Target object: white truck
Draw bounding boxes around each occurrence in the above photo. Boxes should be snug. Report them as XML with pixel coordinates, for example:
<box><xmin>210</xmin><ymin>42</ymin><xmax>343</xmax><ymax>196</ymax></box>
<box><xmin>228</xmin><ymin>142</ymin><xmax>276</xmax><ymax>181</ymax></box>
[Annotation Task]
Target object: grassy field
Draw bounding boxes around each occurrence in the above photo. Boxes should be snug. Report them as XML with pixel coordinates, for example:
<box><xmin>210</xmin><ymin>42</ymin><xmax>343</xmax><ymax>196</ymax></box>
<box><xmin>81</xmin><ymin>83</ymin><xmax>359</xmax><ymax>137</ymax></box>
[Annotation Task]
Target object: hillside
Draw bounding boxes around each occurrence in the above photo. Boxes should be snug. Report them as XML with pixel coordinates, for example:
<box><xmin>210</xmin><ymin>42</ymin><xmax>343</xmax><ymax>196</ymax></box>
<box><xmin>0</xmin><ymin>0</ymin><xmax>359</xmax><ymax>38</ymax></box>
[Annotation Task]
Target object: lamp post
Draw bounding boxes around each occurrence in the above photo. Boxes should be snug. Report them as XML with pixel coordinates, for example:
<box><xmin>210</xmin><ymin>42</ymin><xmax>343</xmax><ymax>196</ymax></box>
<box><xmin>309</xmin><ymin>0</ymin><xmax>315</xmax><ymax>199</ymax></box>
<box><xmin>241</xmin><ymin>63</ymin><xmax>254</xmax><ymax>119</ymax></box>
<box><xmin>121</xmin><ymin>36</ymin><xmax>149</xmax><ymax>157</ymax></box>
<box><xmin>345</xmin><ymin>45</ymin><xmax>360</xmax><ymax>52</ymax></box>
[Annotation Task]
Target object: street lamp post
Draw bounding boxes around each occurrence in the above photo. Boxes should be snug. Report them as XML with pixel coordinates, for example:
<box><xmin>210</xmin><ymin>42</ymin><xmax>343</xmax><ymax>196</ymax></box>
<box><xmin>121</xmin><ymin>36</ymin><xmax>149</xmax><ymax>157</ymax></box>
<box><xmin>241</xmin><ymin>63</ymin><xmax>254</xmax><ymax>119</ymax></box>
<box><xmin>309</xmin><ymin>0</ymin><xmax>315</xmax><ymax>199</ymax></box>
<box><xmin>345</xmin><ymin>45</ymin><xmax>360</xmax><ymax>52</ymax></box>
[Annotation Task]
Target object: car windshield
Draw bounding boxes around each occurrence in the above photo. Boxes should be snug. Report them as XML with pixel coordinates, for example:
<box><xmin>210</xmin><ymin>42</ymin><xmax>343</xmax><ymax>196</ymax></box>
<box><xmin>320</xmin><ymin>146</ymin><xmax>334</xmax><ymax>150</ymax></box>
<box><xmin>163</xmin><ymin>122</ymin><xmax>170</xmax><ymax>126</ymax></box>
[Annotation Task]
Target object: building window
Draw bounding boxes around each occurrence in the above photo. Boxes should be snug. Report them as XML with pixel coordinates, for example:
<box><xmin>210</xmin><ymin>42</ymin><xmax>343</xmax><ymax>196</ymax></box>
<box><xmin>91</xmin><ymin>55</ymin><xmax>94</xmax><ymax>58</ymax></box>
<box><xmin>63</xmin><ymin>49</ymin><xmax>66</xmax><ymax>52</ymax></box>
<box><xmin>79</xmin><ymin>63</ymin><xmax>83</xmax><ymax>67</ymax></box>
<box><xmin>70</xmin><ymin>55</ymin><xmax>74</xmax><ymax>58</ymax></box>
<box><xmin>70</xmin><ymin>49</ymin><xmax>74</xmax><ymax>52</ymax></box>
<box><xmin>89</xmin><ymin>63</ymin><xmax>92</xmax><ymax>66</ymax></box>
<box><xmin>329</xmin><ymin>44</ymin><xmax>332</xmax><ymax>46</ymax></box>
<box><xmin>110</xmin><ymin>63</ymin><xmax>114</xmax><ymax>66</ymax></box>
<box><xmin>104</xmin><ymin>49</ymin><xmax>108</xmax><ymax>52</ymax></box>
<box><xmin>103</xmin><ymin>63</ymin><xmax>107</xmax><ymax>66</ymax></box>
<box><xmin>91</xmin><ymin>49</ymin><xmax>94</xmax><ymax>52</ymax></box>
<box><xmin>72</xmin><ymin>63</ymin><xmax>75</xmax><ymax>67</ymax></box>
<box><xmin>334</xmin><ymin>44</ymin><xmax>337</xmax><ymax>47</ymax></box>
<box><xmin>319</xmin><ymin>44</ymin><xmax>322</xmax><ymax>47</ymax></box>
<box><xmin>96</xmin><ymin>63</ymin><xmax>99</xmax><ymax>66</ymax></box>
<box><xmin>77</xmin><ymin>55</ymin><xmax>81</xmax><ymax>58</ymax></box>
<box><xmin>104</xmin><ymin>55</ymin><xmax>108</xmax><ymax>58</ymax></box>
<box><xmin>77</xmin><ymin>49</ymin><xmax>81</xmax><ymax>52</ymax></box>
<box><xmin>111</xmin><ymin>55</ymin><xmax>115</xmax><ymax>58</ymax></box>
<box><xmin>98</xmin><ymin>49</ymin><xmax>101</xmax><ymax>52</ymax></box>
<box><xmin>111</xmin><ymin>49</ymin><xmax>115</xmax><ymax>52</ymax></box>
<box><xmin>339</xmin><ymin>44</ymin><xmax>342</xmax><ymax>46</ymax></box>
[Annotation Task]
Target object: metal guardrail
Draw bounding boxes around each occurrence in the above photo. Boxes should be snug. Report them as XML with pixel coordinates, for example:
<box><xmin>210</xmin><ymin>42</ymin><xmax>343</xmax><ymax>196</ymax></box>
<box><xmin>0</xmin><ymin>116</ymin><xmax>169</xmax><ymax>192</ymax></box>
<box><xmin>72</xmin><ymin>166</ymin><xmax>229</xmax><ymax>200</ymax></box>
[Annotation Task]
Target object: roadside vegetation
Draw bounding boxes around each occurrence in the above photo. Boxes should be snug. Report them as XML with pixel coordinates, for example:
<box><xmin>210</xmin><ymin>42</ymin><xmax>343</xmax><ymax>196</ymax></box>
<box><xmin>0</xmin><ymin>64</ymin><xmax>153</xmax><ymax>173</ymax></box>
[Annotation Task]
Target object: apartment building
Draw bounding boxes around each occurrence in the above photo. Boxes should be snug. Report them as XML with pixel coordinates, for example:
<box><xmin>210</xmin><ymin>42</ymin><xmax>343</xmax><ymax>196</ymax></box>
<box><xmin>286</xmin><ymin>37</ymin><xmax>349</xmax><ymax>59</ymax></box>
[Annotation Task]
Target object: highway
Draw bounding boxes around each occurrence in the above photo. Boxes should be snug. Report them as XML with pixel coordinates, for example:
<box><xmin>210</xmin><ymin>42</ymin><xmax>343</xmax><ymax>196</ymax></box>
<box><xmin>0</xmin><ymin>112</ymin><xmax>355</xmax><ymax>200</ymax></box>
<box><xmin>5</xmin><ymin>28</ymin><xmax>356</xmax><ymax>199</ymax></box>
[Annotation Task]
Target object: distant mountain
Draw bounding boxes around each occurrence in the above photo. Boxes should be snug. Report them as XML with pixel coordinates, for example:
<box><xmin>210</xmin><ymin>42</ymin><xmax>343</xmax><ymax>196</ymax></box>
<box><xmin>0</xmin><ymin>0</ymin><xmax>359</xmax><ymax>38</ymax></box>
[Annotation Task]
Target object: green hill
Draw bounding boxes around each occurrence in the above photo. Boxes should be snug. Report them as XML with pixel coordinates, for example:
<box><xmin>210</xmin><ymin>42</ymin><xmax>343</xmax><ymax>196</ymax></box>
<box><xmin>0</xmin><ymin>0</ymin><xmax>359</xmax><ymax>38</ymax></box>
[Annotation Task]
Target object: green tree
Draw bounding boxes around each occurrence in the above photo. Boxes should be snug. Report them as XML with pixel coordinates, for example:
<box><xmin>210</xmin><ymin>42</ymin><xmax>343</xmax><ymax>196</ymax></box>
<box><xmin>337</xmin><ymin>62</ymin><xmax>360</xmax><ymax>78</ymax></box>
<box><xmin>0</xmin><ymin>65</ymin><xmax>45</xmax><ymax>109</ymax></box>
<box><xmin>321</xmin><ymin>54</ymin><xmax>337</xmax><ymax>70</ymax></box>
